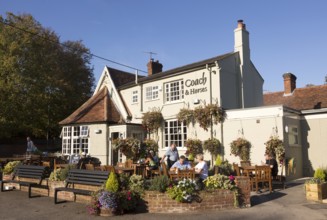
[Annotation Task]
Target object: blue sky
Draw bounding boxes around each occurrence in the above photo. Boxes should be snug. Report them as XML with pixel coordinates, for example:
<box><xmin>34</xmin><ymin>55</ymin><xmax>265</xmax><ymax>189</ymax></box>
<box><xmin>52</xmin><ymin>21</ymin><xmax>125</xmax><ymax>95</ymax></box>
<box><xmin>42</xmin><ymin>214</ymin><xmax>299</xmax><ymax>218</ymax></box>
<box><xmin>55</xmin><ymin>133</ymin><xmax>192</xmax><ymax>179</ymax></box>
<box><xmin>1</xmin><ymin>0</ymin><xmax>326</xmax><ymax>92</ymax></box>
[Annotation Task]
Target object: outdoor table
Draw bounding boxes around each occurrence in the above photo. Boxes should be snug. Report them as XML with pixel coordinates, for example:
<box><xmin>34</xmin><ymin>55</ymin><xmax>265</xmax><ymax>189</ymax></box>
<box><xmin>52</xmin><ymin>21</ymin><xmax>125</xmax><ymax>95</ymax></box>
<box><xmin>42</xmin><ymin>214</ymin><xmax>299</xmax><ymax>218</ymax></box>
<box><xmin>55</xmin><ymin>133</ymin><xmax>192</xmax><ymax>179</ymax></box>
<box><xmin>168</xmin><ymin>169</ymin><xmax>199</xmax><ymax>180</ymax></box>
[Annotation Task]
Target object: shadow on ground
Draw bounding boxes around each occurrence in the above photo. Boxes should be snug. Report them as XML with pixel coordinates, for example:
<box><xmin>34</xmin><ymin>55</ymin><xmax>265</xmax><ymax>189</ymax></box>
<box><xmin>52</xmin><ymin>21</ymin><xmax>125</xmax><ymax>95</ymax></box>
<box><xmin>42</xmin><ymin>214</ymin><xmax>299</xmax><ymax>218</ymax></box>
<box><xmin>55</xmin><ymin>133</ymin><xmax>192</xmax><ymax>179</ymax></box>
<box><xmin>250</xmin><ymin>191</ymin><xmax>287</xmax><ymax>206</ymax></box>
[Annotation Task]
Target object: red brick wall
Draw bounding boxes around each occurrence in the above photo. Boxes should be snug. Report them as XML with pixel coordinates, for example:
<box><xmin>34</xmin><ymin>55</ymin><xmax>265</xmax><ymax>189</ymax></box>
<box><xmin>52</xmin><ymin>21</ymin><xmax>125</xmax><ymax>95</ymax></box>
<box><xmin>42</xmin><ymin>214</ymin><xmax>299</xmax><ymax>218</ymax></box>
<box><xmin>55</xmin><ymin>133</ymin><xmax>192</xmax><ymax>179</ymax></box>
<box><xmin>144</xmin><ymin>190</ymin><xmax>235</xmax><ymax>213</ymax></box>
<box><xmin>2</xmin><ymin>175</ymin><xmax>251</xmax><ymax>210</ymax></box>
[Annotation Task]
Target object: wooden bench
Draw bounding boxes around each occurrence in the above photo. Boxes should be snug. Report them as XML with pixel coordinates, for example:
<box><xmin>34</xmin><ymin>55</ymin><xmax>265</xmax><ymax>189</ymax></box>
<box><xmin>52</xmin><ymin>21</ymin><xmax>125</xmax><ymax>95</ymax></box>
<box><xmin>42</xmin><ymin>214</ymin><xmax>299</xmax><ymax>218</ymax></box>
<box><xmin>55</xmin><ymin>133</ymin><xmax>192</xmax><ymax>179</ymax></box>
<box><xmin>0</xmin><ymin>165</ymin><xmax>49</xmax><ymax>198</ymax></box>
<box><xmin>54</xmin><ymin>169</ymin><xmax>109</xmax><ymax>204</ymax></box>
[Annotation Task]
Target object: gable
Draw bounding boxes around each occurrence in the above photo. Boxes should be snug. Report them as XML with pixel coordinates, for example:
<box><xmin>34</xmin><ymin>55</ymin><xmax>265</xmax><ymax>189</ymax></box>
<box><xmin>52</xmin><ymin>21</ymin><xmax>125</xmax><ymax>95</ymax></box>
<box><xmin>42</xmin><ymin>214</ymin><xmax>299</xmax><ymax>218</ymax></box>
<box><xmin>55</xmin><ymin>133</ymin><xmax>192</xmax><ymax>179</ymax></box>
<box><xmin>59</xmin><ymin>87</ymin><xmax>122</xmax><ymax>125</ymax></box>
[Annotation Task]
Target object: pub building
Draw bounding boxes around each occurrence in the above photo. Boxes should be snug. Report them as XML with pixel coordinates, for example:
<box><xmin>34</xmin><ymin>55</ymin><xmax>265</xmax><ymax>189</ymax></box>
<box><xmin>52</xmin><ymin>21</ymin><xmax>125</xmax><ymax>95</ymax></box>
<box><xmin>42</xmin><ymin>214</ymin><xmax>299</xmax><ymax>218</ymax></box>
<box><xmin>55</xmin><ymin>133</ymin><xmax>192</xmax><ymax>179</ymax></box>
<box><xmin>59</xmin><ymin>20</ymin><xmax>327</xmax><ymax>181</ymax></box>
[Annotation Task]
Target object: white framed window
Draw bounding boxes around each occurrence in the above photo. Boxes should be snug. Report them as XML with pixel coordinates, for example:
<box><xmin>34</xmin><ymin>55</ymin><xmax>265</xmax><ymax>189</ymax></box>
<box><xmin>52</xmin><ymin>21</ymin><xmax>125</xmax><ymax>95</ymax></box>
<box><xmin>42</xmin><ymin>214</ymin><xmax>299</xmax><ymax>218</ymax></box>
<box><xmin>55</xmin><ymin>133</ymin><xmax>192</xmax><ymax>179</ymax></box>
<box><xmin>288</xmin><ymin>126</ymin><xmax>299</xmax><ymax>145</ymax></box>
<box><xmin>61</xmin><ymin>125</ymin><xmax>89</xmax><ymax>155</ymax></box>
<box><xmin>62</xmin><ymin>139</ymin><xmax>71</xmax><ymax>155</ymax></box>
<box><xmin>80</xmin><ymin>126</ymin><xmax>88</xmax><ymax>137</ymax></box>
<box><xmin>165</xmin><ymin>80</ymin><xmax>184</xmax><ymax>103</ymax></box>
<box><xmin>146</xmin><ymin>86</ymin><xmax>159</xmax><ymax>101</ymax></box>
<box><xmin>164</xmin><ymin>120</ymin><xmax>187</xmax><ymax>148</ymax></box>
<box><xmin>132</xmin><ymin>90</ymin><xmax>138</xmax><ymax>103</ymax></box>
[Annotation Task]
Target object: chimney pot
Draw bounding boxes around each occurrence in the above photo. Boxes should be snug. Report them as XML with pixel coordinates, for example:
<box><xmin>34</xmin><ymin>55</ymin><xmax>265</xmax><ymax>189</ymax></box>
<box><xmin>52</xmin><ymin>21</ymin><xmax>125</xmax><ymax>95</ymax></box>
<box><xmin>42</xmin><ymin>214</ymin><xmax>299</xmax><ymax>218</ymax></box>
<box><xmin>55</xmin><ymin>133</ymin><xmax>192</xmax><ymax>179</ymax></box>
<box><xmin>237</xmin><ymin>19</ymin><xmax>246</xmax><ymax>29</ymax></box>
<box><xmin>283</xmin><ymin>72</ymin><xmax>297</xmax><ymax>95</ymax></box>
<box><xmin>147</xmin><ymin>59</ymin><xmax>163</xmax><ymax>76</ymax></box>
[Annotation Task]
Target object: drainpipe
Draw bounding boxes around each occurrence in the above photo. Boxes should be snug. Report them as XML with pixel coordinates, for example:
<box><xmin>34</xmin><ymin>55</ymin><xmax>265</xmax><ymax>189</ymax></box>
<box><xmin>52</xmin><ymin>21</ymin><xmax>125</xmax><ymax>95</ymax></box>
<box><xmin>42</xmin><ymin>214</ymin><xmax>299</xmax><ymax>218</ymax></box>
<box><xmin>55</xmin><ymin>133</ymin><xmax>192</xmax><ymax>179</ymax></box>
<box><xmin>206</xmin><ymin>64</ymin><xmax>213</xmax><ymax>140</ymax></box>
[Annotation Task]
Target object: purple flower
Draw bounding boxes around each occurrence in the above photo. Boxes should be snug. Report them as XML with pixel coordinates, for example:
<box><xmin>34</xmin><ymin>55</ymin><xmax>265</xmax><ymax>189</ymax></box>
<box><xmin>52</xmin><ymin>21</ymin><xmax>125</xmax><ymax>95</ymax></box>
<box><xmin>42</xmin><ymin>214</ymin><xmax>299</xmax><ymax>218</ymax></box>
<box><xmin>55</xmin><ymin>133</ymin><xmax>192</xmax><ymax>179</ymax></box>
<box><xmin>229</xmin><ymin>175</ymin><xmax>235</xmax><ymax>181</ymax></box>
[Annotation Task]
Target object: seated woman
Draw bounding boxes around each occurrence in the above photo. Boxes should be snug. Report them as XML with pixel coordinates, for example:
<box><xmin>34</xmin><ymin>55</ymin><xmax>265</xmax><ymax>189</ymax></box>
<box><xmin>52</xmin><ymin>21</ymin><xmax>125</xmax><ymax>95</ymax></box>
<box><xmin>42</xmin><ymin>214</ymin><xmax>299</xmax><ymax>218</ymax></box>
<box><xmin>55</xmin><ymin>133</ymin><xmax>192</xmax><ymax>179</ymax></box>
<box><xmin>194</xmin><ymin>154</ymin><xmax>208</xmax><ymax>181</ymax></box>
<box><xmin>145</xmin><ymin>153</ymin><xmax>158</xmax><ymax>171</ymax></box>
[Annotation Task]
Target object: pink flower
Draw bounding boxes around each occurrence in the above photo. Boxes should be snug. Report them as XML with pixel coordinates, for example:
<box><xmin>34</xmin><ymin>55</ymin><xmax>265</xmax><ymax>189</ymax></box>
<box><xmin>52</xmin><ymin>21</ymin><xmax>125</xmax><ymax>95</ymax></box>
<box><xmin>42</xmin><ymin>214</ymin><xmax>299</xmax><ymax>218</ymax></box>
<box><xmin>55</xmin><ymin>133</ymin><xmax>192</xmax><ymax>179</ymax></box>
<box><xmin>229</xmin><ymin>175</ymin><xmax>235</xmax><ymax>181</ymax></box>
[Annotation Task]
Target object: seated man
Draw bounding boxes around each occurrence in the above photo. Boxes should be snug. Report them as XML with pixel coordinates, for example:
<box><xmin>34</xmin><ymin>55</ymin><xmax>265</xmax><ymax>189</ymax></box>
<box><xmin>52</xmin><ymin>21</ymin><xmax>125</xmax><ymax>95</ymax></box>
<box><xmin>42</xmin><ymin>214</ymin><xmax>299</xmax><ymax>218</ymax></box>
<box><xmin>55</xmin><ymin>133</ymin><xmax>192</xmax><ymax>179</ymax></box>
<box><xmin>170</xmin><ymin>155</ymin><xmax>192</xmax><ymax>171</ymax></box>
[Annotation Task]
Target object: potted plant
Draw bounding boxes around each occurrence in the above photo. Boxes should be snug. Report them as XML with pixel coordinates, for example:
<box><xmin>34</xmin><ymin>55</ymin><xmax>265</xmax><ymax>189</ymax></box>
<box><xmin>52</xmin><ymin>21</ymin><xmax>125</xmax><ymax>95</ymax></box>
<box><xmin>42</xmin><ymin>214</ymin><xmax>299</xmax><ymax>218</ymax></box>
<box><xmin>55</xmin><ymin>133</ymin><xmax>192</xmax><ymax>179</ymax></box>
<box><xmin>98</xmin><ymin>191</ymin><xmax>118</xmax><ymax>216</ymax></box>
<box><xmin>305</xmin><ymin>168</ymin><xmax>327</xmax><ymax>202</ymax></box>
<box><xmin>98</xmin><ymin>171</ymin><xmax>119</xmax><ymax>216</ymax></box>
<box><xmin>230</xmin><ymin>137</ymin><xmax>252</xmax><ymax>162</ymax></box>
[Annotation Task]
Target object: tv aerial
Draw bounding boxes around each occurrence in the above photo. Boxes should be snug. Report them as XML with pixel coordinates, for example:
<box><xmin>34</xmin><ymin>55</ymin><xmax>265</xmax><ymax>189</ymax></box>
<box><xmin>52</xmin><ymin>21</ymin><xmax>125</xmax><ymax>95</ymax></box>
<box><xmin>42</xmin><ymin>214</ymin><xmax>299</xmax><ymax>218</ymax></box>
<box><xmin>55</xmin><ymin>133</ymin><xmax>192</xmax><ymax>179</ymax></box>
<box><xmin>143</xmin><ymin>51</ymin><xmax>157</xmax><ymax>60</ymax></box>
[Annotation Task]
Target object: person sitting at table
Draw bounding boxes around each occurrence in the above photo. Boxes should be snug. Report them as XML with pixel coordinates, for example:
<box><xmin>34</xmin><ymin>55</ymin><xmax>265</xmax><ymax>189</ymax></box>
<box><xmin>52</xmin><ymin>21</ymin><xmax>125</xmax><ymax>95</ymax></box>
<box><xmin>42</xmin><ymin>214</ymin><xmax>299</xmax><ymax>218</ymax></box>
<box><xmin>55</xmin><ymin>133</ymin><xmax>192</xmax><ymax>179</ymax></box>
<box><xmin>194</xmin><ymin>154</ymin><xmax>208</xmax><ymax>181</ymax></box>
<box><xmin>149</xmin><ymin>150</ymin><xmax>159</xmax><ymax>164</ymax></box>
<box><xmin>265</xmin><ymin>153</ymin><xmax>278</xmax><ymax>178</ymax></box>
<box><xmin>144</xmin><ymin>153</ymin><xmax>158</xmax><ymax>177</ymax></box>
<box><xmin>145</xmin><ymin>153</ymin><xmax>158</xmax><ymax>170</ymax></box>
<box><xmin>170</xmin><ymin>155</ymin><xmax>192</xmax><ymax>171</ymax></box>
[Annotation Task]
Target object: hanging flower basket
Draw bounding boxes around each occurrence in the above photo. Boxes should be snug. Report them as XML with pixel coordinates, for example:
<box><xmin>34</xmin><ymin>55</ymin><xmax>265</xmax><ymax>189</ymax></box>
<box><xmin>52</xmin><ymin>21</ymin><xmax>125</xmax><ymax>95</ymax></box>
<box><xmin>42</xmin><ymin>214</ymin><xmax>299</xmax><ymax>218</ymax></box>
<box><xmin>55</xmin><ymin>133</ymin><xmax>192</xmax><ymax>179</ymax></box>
<box><xmin>203</xmin><ymin>138</ymin><xmax>221</xmax><ymax>156</ymax></box>
<box><xmin>230</xmin><ymin>137</ymin><xmax>251</xmax><ymax>161</ymax></box>
<box><xmin>193</xmin><ymin>103</ymin><xmax>226</xmax><ymax>131</ymax></box>
<box><xmin>185</xmin><ymin>139</ymin><xmax>203</xmax><ymax>156</ymax></box>
<box><xmin>177</xmin><ymin>108</ymin><xmax>194</xmax><ymax>126</ymax></box>
<box><xmin>264</xmin><ymin>136</ymin><xmax>285</xmax><ymax>162</ymax></box>
<box><xmin>112</xmin><ymin>137</ymin><xmax>140</xmax><ymax>160</ymax></box>
<box><xmin>142</xmin><ymin>108</ymin><xmax>163</xmax><ymax>134</ymax></box>
<box><xmin>141</xmin><ymin>139</ymin><xmax>158</xmax><ymax>153</ymax></box>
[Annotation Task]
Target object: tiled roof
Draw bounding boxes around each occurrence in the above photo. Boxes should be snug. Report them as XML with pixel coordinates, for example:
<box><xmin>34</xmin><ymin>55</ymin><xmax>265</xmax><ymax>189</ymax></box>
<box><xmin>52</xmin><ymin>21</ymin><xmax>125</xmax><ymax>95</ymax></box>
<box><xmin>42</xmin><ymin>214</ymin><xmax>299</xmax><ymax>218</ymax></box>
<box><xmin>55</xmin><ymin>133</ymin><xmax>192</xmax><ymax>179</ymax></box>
<box><xmin>263</xmin><ymin>84</ymin><xmax>327</xmax><ymax>110</ymax></box>
<box><xmin>106</xmin><ymin>66</ymin><xmax>143</xmax><ymax>87</ymax></box>
<box><xmin>118</xmin><ymin>52</ymin><xmax>237</xmax><ymax>89</ymax></box>
<box><xmin>59</xmin><ymin>87</ymin><xmax>122</xmax><ymax>125</ymax></box>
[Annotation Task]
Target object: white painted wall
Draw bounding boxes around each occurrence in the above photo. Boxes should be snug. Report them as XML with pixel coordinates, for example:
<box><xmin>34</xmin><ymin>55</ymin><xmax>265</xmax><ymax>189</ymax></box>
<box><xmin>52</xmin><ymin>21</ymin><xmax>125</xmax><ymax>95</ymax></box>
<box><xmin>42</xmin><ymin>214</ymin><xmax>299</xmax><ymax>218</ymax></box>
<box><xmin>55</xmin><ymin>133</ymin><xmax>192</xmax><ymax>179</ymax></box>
<box><xmin>88</xmin><ymin>123</ymin><xmax>108</xmax><ymax>165</ymax></box>
<box><xmin>302</xmin><ymin>113</ymin><xmax>327</xmax><ymax>175</ymax></box>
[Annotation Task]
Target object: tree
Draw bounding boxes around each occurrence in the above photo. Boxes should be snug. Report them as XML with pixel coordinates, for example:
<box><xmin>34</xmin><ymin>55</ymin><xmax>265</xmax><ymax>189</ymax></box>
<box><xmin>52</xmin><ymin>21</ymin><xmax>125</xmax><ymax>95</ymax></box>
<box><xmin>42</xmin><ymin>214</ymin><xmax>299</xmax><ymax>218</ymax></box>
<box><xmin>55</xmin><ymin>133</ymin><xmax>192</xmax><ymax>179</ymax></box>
<box><xmin>0</xmin><ymin>12</ymin><xmax>94</xmax><ymax>139</ymax></box>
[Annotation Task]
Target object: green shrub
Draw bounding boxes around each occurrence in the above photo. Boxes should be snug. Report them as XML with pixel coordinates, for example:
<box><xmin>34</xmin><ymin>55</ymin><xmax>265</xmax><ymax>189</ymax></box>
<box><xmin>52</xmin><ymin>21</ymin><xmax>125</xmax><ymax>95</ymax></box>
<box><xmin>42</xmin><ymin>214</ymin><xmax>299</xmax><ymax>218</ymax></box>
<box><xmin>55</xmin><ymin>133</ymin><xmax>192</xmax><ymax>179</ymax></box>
<box><xmin>117</xmin><ymin>190</ymin><xmax>140</xmax><ymax>212</ymax></box>
<box><xmin>129</xmin><ymin>174</ymin><xmax>144</xmax><ymax>195</ymax></box>
<box><xmin>215</xmin><ymin>154</ymin><xmax>222</xmax><ymax>166</ymax></box>
<box><xmin>49</xmin><ymin>164</ymin><xmax>76</xmax><ymax>181</ymax></box>
<box><xmin>118</xmin><ymin>173</ymin><xmax>130</xmax><ymax>190</ymax></box>
<box><xmin>167</xmin><ymin>179</ymin><xmax>197</xmax><ymax>203</ymax></box>
<box><xmin>149</xmin><ymin>175</ymin><xmax>170</xmax><ymax>192</ymax></box>
<box><xmin>217</xmin><ymin>160</ymin><xmax>233</xmax><ymax>176</ymax></box>
<box><xmin>49</xmin><ymin>168</ymin><xmax>62</xmax><ymax>181</ymax></box>
<box><xmin>59</xmin><ymin>164</ymin><xmax>76</xmax><ymax>180</ymax></box>
<box><xmin>3</xmin><ymin>161</ymin><xmax>21</xmax><ymax>175</ymax></box>
<box><xmin>314</xmin><ymin>168</ymin><xmax>326</xmax><ymax>182</ymax></box>
<box><xmin>105</xmin><ymin>171</ymin><xmax>119</xmax><ymax>192</ymax></box>
<box><xmin>203</xmin><ymin>174</ymin><xmax>237</xmax><ymax>191</ymax></box>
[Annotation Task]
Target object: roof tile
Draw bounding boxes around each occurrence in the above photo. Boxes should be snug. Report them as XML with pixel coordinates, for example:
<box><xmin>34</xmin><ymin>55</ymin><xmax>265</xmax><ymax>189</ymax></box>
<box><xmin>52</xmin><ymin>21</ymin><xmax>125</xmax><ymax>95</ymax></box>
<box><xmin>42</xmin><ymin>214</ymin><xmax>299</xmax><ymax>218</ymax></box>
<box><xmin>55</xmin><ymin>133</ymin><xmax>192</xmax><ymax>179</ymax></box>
<box><xmin>263</xmin><ymin>85</ymin><xmax>327</xmax><ymax>110</ymax></box>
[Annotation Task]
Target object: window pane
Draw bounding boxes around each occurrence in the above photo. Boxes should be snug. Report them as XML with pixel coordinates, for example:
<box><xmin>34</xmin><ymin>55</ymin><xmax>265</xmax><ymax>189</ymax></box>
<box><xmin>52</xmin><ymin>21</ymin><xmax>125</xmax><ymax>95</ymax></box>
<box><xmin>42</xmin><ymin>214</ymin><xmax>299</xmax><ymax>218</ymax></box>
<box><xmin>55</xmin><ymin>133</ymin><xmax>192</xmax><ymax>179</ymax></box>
<box><xmin>164</xmin><ymin>119</ymin><xmax>187</xmax><ymax>148</ymax></box>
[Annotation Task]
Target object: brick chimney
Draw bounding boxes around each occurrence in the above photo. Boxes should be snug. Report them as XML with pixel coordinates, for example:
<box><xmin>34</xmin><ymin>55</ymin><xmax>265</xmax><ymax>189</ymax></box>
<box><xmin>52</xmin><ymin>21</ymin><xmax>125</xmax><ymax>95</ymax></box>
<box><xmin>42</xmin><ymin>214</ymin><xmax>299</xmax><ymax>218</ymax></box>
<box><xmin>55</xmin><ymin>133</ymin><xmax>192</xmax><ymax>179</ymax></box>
<box><xmin>147</xmin><ymin>59</ymin><xmax>163</xmax><ymax>76</ymax></box>
<box><xmin>283</xmin><ymin>73</ymin><xmax>297</xmax><ymax>95</ymax></box>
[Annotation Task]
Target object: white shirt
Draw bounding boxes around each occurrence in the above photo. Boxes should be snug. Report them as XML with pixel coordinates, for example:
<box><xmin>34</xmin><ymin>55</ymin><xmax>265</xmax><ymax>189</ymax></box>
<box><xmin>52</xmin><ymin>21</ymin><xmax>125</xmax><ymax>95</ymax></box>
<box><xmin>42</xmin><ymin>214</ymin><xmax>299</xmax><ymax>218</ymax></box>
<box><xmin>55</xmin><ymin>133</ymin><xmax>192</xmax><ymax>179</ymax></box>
<box><xmin>195</xmin><ymin>161</ymin><xmax>208</xmax><ymax>180</ymax></box>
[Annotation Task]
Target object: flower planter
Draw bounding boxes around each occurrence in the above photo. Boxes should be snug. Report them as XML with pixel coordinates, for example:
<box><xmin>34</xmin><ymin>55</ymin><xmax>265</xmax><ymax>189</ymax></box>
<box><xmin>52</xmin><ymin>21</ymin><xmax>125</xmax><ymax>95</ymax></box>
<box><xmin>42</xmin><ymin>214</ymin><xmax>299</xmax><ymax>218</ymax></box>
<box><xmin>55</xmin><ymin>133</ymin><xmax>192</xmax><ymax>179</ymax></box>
<box><xmin>99</xmin><ymin>207</ymin><xmax>115</xmax><ymax>217</ymax></box>
<box><xmin>305</xmin><ymin>182</ymin><xmax>327</xmax><ymax>202</ymax></box>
